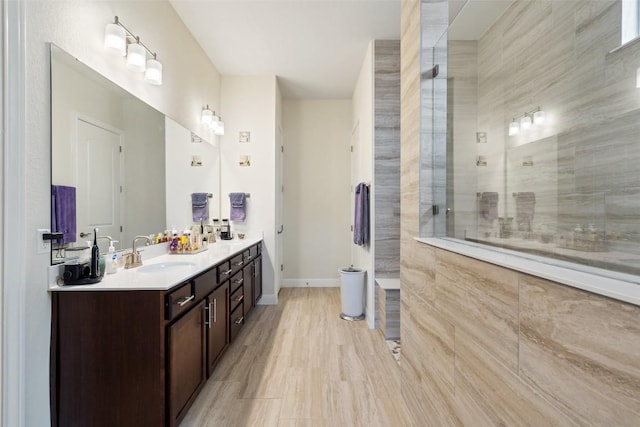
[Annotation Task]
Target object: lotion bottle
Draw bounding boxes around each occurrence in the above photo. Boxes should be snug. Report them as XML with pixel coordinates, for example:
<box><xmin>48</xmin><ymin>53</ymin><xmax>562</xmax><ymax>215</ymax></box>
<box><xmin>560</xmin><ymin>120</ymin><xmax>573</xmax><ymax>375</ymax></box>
<box><xmin>106</xmin><ymin>241</ymin><xmax>119</xmax><ymax>274</ymax></box>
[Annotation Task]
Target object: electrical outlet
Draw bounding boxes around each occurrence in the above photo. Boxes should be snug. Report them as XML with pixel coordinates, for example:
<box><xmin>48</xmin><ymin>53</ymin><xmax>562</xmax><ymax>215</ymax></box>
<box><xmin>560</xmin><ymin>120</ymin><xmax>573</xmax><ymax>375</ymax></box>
<box><xmin>37</xmin><ymin>228</ymin><xmax>51</xmax><ymax>254</ymax></box>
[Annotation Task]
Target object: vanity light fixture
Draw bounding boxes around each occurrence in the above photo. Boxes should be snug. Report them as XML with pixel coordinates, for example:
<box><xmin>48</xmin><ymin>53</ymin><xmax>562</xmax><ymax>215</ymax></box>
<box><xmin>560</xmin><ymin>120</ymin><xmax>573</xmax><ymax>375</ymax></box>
<box><xmin>509</xmin><ymin>107</ymin><xmax>544</xmax><ymax>136</ymax></box>
<box><xmin>104</xmin><ymin>16</ymin><xmax>163</xmax><ymax>85</ymax></box>
<box><xmin>214</xmin><ymin>121</ymin><xmax>225</xmax><ymax>136</ymax></box>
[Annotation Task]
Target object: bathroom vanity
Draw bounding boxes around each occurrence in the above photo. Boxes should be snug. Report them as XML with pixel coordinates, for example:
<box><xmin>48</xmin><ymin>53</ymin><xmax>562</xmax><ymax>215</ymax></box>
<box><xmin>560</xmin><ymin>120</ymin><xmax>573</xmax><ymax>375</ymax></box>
<box><xmin>49</xmin><ymin>238</ymin><xmax>263</xmax><ymax>427</ymax></box>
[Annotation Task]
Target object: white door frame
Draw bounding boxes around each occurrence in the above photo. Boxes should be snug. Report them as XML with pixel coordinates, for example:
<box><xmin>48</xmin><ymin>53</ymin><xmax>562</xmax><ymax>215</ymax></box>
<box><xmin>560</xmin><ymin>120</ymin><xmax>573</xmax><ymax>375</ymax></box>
<box><xmin>3</xmin><ymin>0</ymin><xmax>27</xmax><ymax>425</ymax></box>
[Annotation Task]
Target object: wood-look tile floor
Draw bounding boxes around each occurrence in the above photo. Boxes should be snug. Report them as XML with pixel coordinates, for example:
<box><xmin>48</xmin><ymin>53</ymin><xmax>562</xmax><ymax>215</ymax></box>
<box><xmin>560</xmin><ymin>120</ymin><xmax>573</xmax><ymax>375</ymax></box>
<box><xmin>180</xmin><ymin>287</ymin><xmax>411</xmax><ymax>427</ymax></box>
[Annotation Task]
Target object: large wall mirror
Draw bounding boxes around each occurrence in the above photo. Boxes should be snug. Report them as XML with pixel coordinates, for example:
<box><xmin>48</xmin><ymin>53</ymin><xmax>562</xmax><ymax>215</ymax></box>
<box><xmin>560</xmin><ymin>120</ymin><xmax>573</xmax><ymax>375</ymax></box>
<box><xmin>51</xmin><ymin>44</ymin><xmax>220</xmax><ymax>265</ymax></box>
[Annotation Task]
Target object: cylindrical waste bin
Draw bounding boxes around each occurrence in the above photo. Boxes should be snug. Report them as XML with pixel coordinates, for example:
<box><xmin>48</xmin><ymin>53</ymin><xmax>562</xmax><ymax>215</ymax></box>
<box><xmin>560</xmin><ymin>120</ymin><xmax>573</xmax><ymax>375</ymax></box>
<box><xmin>339</xmin><ymin>266</ymin><xmax>366</xmax><ymax>321</ymax></box>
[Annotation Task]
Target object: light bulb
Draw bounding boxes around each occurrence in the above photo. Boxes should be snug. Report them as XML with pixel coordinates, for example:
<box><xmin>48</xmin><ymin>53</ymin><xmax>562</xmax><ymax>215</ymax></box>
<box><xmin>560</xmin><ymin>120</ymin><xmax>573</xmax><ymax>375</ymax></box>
<box><xmin>214</xmin><ymin>121</ymin><xmax>225</xmax><ymax>136</ymax></box>
<box><xmin>104</xmin><ymin>23</ymin><xmax>126</xmax><ymax>56</ymax></box>
<box><xmin>144</xmin><ymin>58</ymin><xmax>162</xmax><ymax>85</ymax></box>
<box><xmin>520</xmin><ymin>114</ymin><xmax>532</xmax><ymax>130</ymax></box>
<box><xmin>533</xmin><ymin>109</ymin><xmax>545</xmax><ymax>125</ymax></box>
<box><xmin>209</xmin><ymin>113</ymin><xmax>220</xmax><ymax>131</ymax></box>
<box><xmin>126</xmin><ymin>43</ymin><xmax>146</xmax><ymax>72</ymax></box>
<box><xmin>201</xmin><ymin>107</ymin><xmax>213</xmax><ymax>125</ymax></box>
<box><xmin>508</xmin><ymin>120</ymin><xmax>519</xmax><ymax>136</ymax></box>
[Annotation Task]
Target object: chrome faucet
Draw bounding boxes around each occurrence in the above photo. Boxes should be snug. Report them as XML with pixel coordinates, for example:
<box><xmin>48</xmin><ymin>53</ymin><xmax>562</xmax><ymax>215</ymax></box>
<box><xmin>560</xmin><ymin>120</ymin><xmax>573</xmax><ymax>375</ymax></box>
<box><xmin>125</xmin><ymin>236</ymin><xmax>151</xmax><ymax>269</ymax></box>
<box><xmin>97</xmin><ymin>235</ymin><xmax>113</xmax><ymax>254</ymax></box>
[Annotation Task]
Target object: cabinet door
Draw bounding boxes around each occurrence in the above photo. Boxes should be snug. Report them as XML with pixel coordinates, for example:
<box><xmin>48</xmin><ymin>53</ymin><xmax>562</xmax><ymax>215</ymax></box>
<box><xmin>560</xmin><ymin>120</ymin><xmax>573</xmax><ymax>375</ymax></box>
<box><xmin>242</xmin><ymin>264</ymin><xmax>253</xmax><ymax>317</ymax></box>
<box><xmin>207</xmin><ymin>282</ymin><xmax>229</xmax><ymax>376</ymax></box>
<box><xmin>167</xmin><ymin>300</ymin><xmax>206</xmax><ymax>427</ymax></box>
<box><xmin>254</xmin><ymin>256</ymin><xmax>263</xmax><ymax>305</ymax></box>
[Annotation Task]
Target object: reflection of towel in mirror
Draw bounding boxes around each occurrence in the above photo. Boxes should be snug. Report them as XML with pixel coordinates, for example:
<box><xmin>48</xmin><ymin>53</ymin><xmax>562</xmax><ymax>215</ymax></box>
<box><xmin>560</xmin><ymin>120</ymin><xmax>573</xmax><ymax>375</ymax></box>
<box><xmin>353</xmin><ymin>183</ymin><xmax>370</xmax><ymax>246</ymax></box>
<box><xmin>191</xmin><ymin>193</ymin><xmax>209</xmax><ymax>222</ymax></box>
<box><xmin>229</xmin><ymin>193</ymin><xmax>246</xmax><ymax>222</ymax></box>
<box><xmin>515</xmin><ymin>192</ymin><xmax>536</xmax><ymax>224</ymax></box>
<box><xmin>51</xmin><ymin>185</ymin><xmax>77</xmax><ymax>244</ymax></box>
<box><xmin>479</xmin><ymin>192</ymin><xmax>499</xmax><ymax>221</ymax></box>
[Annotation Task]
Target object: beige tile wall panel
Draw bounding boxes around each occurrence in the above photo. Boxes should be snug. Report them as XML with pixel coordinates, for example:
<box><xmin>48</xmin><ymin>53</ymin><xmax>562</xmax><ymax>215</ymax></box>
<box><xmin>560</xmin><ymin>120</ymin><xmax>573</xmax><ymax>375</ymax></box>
<box><xmin>519</xmin><ymin>274</ymin><xmax>640</xmax><ymax>426</ymax></box>
<box><xmin>400</xmin><ymin>238</ymin><xmax>436</xmax><ymax>303</ymax></box>
<box><xmin>436</xmin><ymin>249</ymin><xmax>519</xmax><ymax>373</ymax></box>
<box><xmin>455</xmin><ymin>328</ymin><xmax>574</xmax><ymax>426</ymax></box>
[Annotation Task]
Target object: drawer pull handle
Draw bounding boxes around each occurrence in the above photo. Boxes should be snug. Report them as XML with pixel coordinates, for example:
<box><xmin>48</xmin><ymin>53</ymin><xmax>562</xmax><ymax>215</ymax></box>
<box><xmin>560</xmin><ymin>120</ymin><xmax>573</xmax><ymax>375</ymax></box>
<box><xmin>246</xmin><ymin>256</ymin><xmax>252</xmax><ymax>261</ymax></box>
<box><xmin>222</xmin><ymin>269</ymin><xmax>233</xmax><ymax>276</ymax></box>
<box><xmin>235</xmin><ymin>316</ymin><xmax>244</xmax><ymax>325</ymax></box>
<box><xmin>235</xmin><ymin>261</ymin><xmax>244</xmax><ymax>267</ymax></box>
<box><xmin>205</xmin><ymin>303</ymin><xmax>212</xmax><ymax>328</ymax></box>
<box><xmin>213</xmin><ymin>298</ymin><xmax>217</xmax><ymax>323</ymax></box>
<box><xmin>235</xmin><ymin>278</ymin><xmax>244</xmax><ymax>285</ymax></box>
<box><xmin>175</xmin><ymin>295</ymin><xmax>195</xmax><ymax>307</ymax></box>
<box><xmin>234</xmin><ymin>295</ymin><xmax>244</xmax><ymax>303</ymax></box>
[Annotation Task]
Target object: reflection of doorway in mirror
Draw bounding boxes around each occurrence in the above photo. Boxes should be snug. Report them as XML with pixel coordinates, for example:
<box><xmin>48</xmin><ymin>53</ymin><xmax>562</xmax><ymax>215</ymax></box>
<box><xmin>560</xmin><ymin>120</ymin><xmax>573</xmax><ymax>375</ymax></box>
<box><xmin>76</xmin><ymin>116</ymin><xmax>123</xmax><ymax>251</ymax></box>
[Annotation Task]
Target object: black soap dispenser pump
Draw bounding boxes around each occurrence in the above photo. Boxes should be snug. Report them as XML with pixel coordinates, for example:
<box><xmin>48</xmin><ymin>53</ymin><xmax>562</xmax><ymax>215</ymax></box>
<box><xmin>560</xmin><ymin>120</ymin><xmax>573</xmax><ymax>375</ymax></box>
<box><xmin>90</xmin><ymin>227</ymin><xmax>100</xmax><ymax>278</ymax></box>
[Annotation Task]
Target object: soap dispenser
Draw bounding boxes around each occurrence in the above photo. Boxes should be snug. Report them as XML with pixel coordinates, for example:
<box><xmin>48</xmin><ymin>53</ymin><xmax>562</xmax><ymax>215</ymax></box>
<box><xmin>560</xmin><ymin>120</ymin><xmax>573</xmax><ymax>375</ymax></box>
<box><xmin>106</xmin><ymin>241</ymin><xmax>119</xmax><ymax>274</ymax></box>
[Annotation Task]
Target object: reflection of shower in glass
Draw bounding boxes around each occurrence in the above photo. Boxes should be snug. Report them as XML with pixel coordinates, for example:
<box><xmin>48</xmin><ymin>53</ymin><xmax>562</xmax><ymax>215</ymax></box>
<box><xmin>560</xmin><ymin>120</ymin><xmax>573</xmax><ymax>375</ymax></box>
<box><xmin>508</xmin><ymin>107</ymin><xmax>545</xmax><ymax>136</ymax></box>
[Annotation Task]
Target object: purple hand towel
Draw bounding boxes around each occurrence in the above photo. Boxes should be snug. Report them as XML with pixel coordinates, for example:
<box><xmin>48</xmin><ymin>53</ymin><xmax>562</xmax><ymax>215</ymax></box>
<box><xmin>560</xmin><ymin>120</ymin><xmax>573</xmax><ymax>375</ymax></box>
<box><xmin>51</xmin><ymin>185</ymin><xmax>76</xmax><ymax>244</ymax></box>
<box><xmin>353</xmin><ymin>183</ymin><xmax>369</xmax><ymax>246</ymax></box>
<box><xmin>229</xmin><ymin>193</ymin><xmax>246</xmax><ymax>222</ymax></box>
<box><xmin>191</xmin><ymin>193</ymin><xmax>209</xmax><ymax>222</ymax></box>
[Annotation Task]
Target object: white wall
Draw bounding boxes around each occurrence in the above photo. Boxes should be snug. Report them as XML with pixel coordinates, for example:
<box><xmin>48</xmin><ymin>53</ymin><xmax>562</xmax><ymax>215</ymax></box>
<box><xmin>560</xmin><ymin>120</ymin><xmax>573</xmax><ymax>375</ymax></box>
<box><xmin>15</xmin><ymin>1</ymin><xmax>222</xmax><ymax>424</ymax></box>
<box><xmin>219</xmin><ymin>75</ymin><xmax>279</xmax><ymax>304</ymax></box>
<box><xmin>165</xmin><ymin>117</ymin><xmax>221</xmax><ymax>231</ymax></box>
<box><xmin>351</xmin><ymin>41</ymin><xmax>375</xmax><ymax>328</ymax></box>
<box><xmin>282</xmin><ymin>100</ymin><xmax>352</xmax><ymax>286</ymax></box>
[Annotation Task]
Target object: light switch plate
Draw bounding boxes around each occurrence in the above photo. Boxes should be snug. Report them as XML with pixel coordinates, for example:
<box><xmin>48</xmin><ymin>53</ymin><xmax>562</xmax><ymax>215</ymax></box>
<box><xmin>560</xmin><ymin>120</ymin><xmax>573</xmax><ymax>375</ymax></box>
<box><xmin>37</xmin><ymin>228</ymin><xmax>51</xmax><ymax>254</ymax></box>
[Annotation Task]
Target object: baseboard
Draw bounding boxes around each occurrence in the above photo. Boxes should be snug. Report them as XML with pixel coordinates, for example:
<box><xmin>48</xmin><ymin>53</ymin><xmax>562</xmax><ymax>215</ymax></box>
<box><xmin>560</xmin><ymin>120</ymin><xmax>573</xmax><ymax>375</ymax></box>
<box><xmin>257</xmin><ymin>293</ymin><xmax>278</xmax><ymax>305</ymax></box>
<box><xmin>282</xmin><ymin>279</ymin><xmax>340</xmax><ymax>288</ymax></box>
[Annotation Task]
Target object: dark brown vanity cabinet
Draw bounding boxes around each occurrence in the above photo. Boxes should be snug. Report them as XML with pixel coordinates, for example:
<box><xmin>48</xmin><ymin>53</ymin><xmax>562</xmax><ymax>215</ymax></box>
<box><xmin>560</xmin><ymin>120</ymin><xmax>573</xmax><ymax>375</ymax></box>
<box><xmin>206</xmin><ymin>282</ymin><xmax>229</xmax><ymax>376</ymax></box>
<box><xmin>253</xmin><ymin>254</ymin><xmax>263</xmax><ymax>305</ymax></box>
<box><xmin>50</xmin><ymin>241</ymin><xmax>263</xmax><ymax>427</ymax></box>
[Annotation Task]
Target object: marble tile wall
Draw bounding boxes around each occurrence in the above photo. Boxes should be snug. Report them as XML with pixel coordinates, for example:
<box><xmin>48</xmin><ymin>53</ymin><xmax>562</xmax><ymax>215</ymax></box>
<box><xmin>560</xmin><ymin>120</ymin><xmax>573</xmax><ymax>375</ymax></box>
<box><xmin>374</xmin><ymin>40</ymin><xmax>401</xmax><ymax>278</ymax></box>
<box><xmin>400</xmin><ymin>0</ymin><xmax>640</xmax><ymax>424</ymax></box>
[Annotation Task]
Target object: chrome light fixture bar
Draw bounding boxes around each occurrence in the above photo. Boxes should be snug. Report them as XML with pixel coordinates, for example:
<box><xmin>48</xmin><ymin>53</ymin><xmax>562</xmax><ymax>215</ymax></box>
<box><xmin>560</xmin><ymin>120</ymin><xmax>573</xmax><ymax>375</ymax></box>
<box><xmin>104</xmin><ymin>16</ymin><xmax>163</xmax><ymax>85</ymax></box>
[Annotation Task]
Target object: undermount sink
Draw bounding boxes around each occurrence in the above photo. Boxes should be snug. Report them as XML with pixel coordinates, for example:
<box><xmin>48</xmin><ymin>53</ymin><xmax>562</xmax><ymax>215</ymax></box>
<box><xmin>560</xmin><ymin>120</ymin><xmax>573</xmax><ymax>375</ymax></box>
<box><xmin>137</xmin><ymin>262</ymin><xmax>196</xmax><ymax>273</ymax></box>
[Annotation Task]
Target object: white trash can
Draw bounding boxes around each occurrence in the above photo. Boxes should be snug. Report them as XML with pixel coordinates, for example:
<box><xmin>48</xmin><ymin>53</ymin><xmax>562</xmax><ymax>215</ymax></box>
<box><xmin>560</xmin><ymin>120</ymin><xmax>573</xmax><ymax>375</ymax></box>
<box><xmin>339</xmin><ymin>266</ymin><xmax>366</xmax><ymax>321</ymax></box>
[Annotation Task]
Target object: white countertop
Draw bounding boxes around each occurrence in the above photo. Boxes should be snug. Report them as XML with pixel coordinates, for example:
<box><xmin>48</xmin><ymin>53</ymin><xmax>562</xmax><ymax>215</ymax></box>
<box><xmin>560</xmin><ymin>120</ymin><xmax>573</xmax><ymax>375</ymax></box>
<box><xmin>49</xmin><ymin>236</ymin><xmax>262</xmax><ymax>292</ymax></box>
<box><xmin>376</xmin><ymin>278</ymin><xmax>400</xmax><ymax>290</ymax></box>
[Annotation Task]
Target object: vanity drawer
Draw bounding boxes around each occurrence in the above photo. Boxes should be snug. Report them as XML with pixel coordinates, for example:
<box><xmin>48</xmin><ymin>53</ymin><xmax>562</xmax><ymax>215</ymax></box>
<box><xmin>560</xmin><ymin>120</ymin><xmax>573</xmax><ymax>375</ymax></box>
<box><xmin>194</xmin><ymin>267</ymin><xmax>219</xmax><ymax>301</ymax></box>
<box><xmin>229</xmin><ymin>271</ymin><xmax>244</xmax><ymax>294</ymax></box>
<box><xmin>165</xmin><ymin>281</ymin><xmax>195</xmax><ymax>321</ymax></box>
<box><xmin>217</xmin><ymin>261</ymin><xmax>233</xmax><ymax>282</ymax></box>
<box><xmin>230</xmin><ymin>304</ymin><xmax>244</xmax><ymax>341</ymax></box>
<box><xmin>230</xmin><ymin>285</ymin><xmax>244</xmax><ymax>313</ymax></box>
<box><xmin>229</xmin><ymin>253</ymin><xmax>245</xmax><ymax>274</ymax></box>
<box><xmin>249</xmin><ymin>244</ymin><xmax>261</xmax><ymax>259</ymax></box>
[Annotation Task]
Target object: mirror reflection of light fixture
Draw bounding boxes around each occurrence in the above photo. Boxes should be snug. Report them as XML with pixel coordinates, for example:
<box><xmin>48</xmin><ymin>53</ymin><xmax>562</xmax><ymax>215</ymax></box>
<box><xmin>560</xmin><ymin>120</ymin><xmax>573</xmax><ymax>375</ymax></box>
<box><xmin>103</xmin><ymin>16</ymin><xmax>162</xmax><ymax>85</ymax></box>
<box><xmin>508</xmin><ymin>119</ymin><xmax>520</xmax><ymax>136</ymax></box>
<box><xmin>509</xmin><ymin>107</ymin><xmax>544</xmax><ymax>137</ymax></box>
<box><xmin>214</xmin><ymin>121</ymin><xmax>225</xmax><ymax>136</ymax></box>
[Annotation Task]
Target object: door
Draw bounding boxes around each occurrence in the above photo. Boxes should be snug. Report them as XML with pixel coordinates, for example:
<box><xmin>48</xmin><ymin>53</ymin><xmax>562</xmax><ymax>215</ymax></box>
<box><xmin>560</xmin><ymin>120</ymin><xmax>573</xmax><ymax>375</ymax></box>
<box><xmin>167</xmin><ymin>300</ymin><xmax>206</xmax><ymax>427</ymax></box>
<box><xmin>207</xmin><ymin>283</ymin><xmax>228</xmax><ymax>376</ymax></box>
<box><xmin>254</xmin><ymin>256</ymin><xmax>262</xmax><ymax>305</ymax></box>
<box><xmin>76</xmin><ymin>117</ymin><xmax>123</xmax><ymax>250</ymax></box>
<box><xmin>242</xmin><ymin>263</ymin><xmax>253</xmax><ymax>317</ymax></box>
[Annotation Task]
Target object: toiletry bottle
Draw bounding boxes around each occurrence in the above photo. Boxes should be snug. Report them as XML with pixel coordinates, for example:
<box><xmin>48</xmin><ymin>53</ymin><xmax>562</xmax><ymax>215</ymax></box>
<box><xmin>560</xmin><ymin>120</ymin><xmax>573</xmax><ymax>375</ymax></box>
<box><xmin>106</xmin><ymin>241</ymin><xmax>118</xmax><ymax>274</ymax></box>
<box><xmin>89</xmin><ymin>227</ymin><xmax>100</xmax><ymax>278</ymax></box>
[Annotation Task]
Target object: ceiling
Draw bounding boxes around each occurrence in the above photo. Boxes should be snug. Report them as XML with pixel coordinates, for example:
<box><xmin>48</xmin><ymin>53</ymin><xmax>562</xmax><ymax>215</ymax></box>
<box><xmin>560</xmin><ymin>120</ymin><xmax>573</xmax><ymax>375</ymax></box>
<box><xmin>169</xmin><ymin>0</ymin><xmax>401</xmax><ymax>99</ymax></box>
